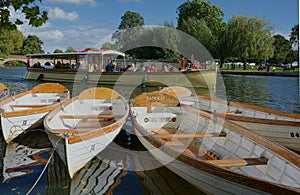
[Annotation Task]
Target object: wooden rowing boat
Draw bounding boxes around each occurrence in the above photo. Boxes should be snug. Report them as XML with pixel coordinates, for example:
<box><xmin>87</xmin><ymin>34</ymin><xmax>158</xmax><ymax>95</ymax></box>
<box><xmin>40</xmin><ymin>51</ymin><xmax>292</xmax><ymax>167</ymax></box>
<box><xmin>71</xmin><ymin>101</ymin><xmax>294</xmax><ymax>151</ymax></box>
<box><xmin>0</xmin><ymin>83</ymin><xmax>9</xmax><ymax>102</ymax></box>
<box><xmin>0</xmin><ymin>83</ymin><xmax>69</xmax><ymax>143</ymax></box>
<box><xmin>44</xmin><ymin>87</ymin><xmax>129</xmax><ymax>178</ymax></box>
<box><xmin>130</xmin><ymin>92</ymin><xmax>300</xmax><ymax>194</ymax></box>
<box><xmin>160</xmin><ymin>86</ymin><xmax>300</xmax><ymax>152</ymax></box>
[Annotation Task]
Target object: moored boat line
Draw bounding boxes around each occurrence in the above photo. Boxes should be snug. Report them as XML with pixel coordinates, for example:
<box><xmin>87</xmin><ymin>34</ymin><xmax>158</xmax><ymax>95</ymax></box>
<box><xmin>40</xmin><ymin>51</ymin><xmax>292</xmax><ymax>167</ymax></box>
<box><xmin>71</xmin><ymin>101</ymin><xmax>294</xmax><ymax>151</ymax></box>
<box><xmin>130</xmin><ymin>92</ymin><xmax>300</xmax><ymax>194</ymax></box>
<box><xmin>159</xmin><ymin>86</ymin><xmax>300</xmax><ymax>152</ymax></box>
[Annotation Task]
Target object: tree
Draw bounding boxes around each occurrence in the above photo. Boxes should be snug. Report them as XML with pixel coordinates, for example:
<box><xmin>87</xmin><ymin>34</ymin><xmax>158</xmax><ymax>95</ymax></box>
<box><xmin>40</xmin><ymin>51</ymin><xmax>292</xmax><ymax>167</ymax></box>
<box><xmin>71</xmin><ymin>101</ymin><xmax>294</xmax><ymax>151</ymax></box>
<box><xmin>101</xmin><ymin>42</ymin><xmax>117</xmax><ymax>50</ymax></box>
<box><xmin>0</xmin><ymin>29</ymin><xmax>25</xmax><ymax>58</ymax></box>
<box><xmin>176</xmin><ymin>0</ymin><xmax>225</xmax><ymax>56</ymax></box>
<box><xmin>290</xmin><ymin>24</ymin><xmax>299</xmax><ymax>50</ymax></box>
<box><xmin>54</xmin><ymin>48</ymin><xmax>63</xmax><ymax>53</ymax></box>
<box><xmin>177</xmin><ymin>17</ymin><xmax>213</xmax><ymax>51</ymax></box>
<box><xmin>269</xmin><ymin>34</ymin><xmax>292</xmax><ymax>64</ymax></box>
<box><xmin>65</xmin><ymin>47</ymin><xmax>75</xmax><ymax>52</ymax></box>
<box><xmin>118</xmin><ymin>11</ymin><xmax>144</xmax><ymax>30</ymax></box>
<box><xmin>21</xmin><ymin>35</ymin><xmax>44</xmax><ymax>54</ymax></box>
<box><xmin>226</xmin><ymin>15</ymin><xmax>274</xmax><ymax>70</ymax></box>
<box><xmin>0</xmin><ymin>0</ymin><xmax>48</xmax><ymax>30</ymax></box>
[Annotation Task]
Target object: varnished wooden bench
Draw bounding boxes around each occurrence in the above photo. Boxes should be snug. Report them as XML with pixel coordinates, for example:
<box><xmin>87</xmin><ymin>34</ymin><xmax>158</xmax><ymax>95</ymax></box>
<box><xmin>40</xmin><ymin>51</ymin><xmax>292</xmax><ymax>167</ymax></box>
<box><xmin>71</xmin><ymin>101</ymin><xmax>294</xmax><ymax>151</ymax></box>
<box><xmin>59</xmin><ymin>114</ymin><xmax>115</xmax><ymax>122</ymax></box>
<box><xmin>154</xmin><ymin>132</ymin><xmax>227</xmax><ymax>139</ymax></box>
<box><xmin>10</xmin><ymin>104</ymin><xmax>51</xmax><ymax>108</ymax></box>
<box><xmin>205</xmin><ymin>157</ymin><xmax>268</xmax><ymax>167</ymax></box>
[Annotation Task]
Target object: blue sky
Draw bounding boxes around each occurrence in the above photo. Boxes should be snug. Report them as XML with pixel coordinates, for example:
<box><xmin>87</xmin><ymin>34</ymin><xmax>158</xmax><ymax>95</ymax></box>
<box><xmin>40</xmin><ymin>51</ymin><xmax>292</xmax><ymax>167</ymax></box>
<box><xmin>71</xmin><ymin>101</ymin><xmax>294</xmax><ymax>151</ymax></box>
<box><xmin>12</xmin><ymin>0</ymin><xmax>299</xmax><ymax>52</ymax></box>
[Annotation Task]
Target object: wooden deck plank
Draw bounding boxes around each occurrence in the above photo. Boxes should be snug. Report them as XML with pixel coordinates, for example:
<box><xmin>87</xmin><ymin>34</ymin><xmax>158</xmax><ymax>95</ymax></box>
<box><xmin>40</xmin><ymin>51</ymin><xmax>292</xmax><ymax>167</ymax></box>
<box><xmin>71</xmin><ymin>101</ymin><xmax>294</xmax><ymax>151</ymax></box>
<box><xmin>205</xmin><ymin>157</ymin><xmax>268</xmax><ymax>167</ymax></box>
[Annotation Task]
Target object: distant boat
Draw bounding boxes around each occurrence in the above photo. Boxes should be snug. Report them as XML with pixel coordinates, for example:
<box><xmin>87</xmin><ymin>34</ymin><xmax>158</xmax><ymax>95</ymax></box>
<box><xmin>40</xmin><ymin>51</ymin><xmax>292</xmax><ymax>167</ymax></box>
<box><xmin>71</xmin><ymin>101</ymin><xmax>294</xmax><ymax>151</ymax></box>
<box><xmin>24</xmin><ymin>50</ymin><xmax>217</xmax><ymax>89</ymax></box>
<box><xmin>44</xmin><ymin>87</ymin><xmax>129</xmax><ymax>178</ymax></box>
<box><xmin>160</xmin><ymin>86</ymin><xmax>300</xmax><ymax>152</ymax></box>
<box><xmin>0</xmin><ymin>83</ymin><xmax>69</xmax><ymax>143</ymax></box>
<box><xmin>0</xmin><ymin>83</ymin><xmax>9</xmax><ymax>102</ymax></box>
<box><xmin>130</xmin><ymin>92</ymin><xmax>300</xmax><ymax>194</ymax></box>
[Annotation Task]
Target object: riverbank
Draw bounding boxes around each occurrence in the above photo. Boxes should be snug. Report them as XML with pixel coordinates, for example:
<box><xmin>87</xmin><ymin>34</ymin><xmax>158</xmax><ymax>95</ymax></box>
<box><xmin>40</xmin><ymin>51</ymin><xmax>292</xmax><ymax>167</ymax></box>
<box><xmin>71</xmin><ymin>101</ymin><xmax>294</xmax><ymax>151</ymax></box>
<box><xmin>220</xmin><ymin>70</ymin><xmax>299</xmax><ymax>77</ymax></box>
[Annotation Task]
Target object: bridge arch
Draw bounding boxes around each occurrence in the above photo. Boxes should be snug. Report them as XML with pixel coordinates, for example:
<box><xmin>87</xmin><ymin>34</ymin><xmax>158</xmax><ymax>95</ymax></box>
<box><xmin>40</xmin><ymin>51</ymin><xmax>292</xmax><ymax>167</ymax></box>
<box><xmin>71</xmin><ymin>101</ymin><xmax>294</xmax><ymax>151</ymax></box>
<box><xmin>0</xmin><ymin>55</ymin><xmax>28</xmax><ymax>66</ymax></box>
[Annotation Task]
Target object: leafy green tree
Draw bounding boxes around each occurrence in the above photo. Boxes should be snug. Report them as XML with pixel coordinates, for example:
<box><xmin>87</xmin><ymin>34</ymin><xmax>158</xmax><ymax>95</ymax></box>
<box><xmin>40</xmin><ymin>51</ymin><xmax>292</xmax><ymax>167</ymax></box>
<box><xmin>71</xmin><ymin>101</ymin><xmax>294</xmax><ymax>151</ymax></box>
<box><xmin>269</xmin><ymin>34</ymin><xmax>292</xmax><ymax>64</ymax></box>
<box><xmin>65</xmin><ymin>47</ymin><xmax>75</xmax><ymax>52</ymax></box>
<box><xmin>177</xmin><ymin>17</ymin><xmax>213</xmax><ymax>51</ymax></box>
<box><xmin>226</xmin><ymin>15</ymin><xmax>274</xmax><ymax>70</ymax></box>
<box><xmin>0</xmin><ymin>29</ymin><xmax>25</xmax><ymax>58</ymax></box>
<box><xmin>0</xmin><ymin>0</ymin><xmax>48</xmax><ymax>30</ymax></box>
<box><xmin>176</xmin><ymin>0</ymin><xmax>225</xmax><ymax>56</ymax></box>
<box><xmin>101</xmin><ymin>42</ymin><xmax>117</xmax><ymax>50</ymax></box>
<box><xmin>54</xmin><ymin>48</ymin><xmax>63</xmax><ymax>53</ymax></box>
<box><xmin>21</xmin><ymin>35</ymin><xmax>44</xmax><ymax>54</ymax></box>
<box><xmin>290</xmin><ymin>24</ymin><xmax>299</xmax><ymax>50</ymax></box>
<box><xmin>118</xmin><ymin>11</ymin><xmax>144</xmax><ymax>30</ymax></box>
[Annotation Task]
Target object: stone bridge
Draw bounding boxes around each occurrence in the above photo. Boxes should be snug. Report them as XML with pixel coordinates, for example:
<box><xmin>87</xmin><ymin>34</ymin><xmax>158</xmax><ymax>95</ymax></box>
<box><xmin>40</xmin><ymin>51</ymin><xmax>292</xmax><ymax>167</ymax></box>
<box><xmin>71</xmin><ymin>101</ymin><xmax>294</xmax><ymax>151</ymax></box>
<box><xmin>0</xmin><ymin>55</ymin><xmax>28</xmax><ymax>66</ymax></box>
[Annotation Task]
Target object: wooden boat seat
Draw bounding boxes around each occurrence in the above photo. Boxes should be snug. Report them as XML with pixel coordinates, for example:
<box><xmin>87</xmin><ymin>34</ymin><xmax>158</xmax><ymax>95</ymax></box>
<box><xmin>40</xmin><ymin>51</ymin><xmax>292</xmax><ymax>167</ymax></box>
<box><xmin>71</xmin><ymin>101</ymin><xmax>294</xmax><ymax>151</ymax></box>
<box><xmin>10</xmin><ymin>104</ymin><xmax>51</xmax><ymax>108</ymax></box>
<box><xmin>51</xmin><ymin>128</ymin><xmax>100</xmax><ymax>134</ymax></box>
<box><xmin>205</xmin><ymin>157</ymin><xmax>268</xmax><ymax>167</ymax></box>
<box><xmin>154</xmin><ymin>132</ymin><xmax>227</xmax><ymax>139</ymax></box>
<box><xmin>59</xmin><ymin>114</ymin><xmax>115</xmax><ymax>121</ymax></box>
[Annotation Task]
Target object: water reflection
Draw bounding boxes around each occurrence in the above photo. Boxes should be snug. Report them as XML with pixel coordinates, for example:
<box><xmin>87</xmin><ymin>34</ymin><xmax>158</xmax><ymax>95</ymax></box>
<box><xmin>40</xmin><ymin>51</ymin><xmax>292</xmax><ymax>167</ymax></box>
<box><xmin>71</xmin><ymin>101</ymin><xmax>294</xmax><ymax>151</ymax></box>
<box><xmin>218</xmin><ymin>75</ymin><xmax>300</xmax><ymax>114</ymax></box>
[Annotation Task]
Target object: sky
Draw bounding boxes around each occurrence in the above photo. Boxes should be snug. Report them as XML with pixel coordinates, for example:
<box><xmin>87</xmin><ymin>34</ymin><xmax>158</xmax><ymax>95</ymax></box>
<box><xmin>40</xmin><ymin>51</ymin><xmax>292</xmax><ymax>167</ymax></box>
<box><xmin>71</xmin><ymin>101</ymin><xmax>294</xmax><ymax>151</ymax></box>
<box><xmin>11</xmin><ymin>0</ymin><xmax>299</xmax><ymax>53</ymax></box>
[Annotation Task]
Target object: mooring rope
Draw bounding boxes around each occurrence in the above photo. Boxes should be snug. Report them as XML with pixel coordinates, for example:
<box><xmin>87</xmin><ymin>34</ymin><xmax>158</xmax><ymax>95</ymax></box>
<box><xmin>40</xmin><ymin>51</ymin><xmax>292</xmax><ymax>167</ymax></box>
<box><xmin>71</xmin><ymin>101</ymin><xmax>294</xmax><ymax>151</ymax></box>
<box><xmin>25</xmin><ymin>137</ymin><xmax>61</xmax><ymax>195</ymax></box>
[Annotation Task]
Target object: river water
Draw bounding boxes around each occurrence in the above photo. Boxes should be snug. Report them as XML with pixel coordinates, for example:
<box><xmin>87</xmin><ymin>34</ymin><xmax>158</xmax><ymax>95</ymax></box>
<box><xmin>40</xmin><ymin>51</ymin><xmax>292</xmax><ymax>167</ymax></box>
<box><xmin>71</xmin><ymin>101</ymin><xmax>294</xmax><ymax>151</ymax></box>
<box><xmin>0</xmin><ymin>67</ymin><xmax>299</xmax><ymax>194</ymax></box>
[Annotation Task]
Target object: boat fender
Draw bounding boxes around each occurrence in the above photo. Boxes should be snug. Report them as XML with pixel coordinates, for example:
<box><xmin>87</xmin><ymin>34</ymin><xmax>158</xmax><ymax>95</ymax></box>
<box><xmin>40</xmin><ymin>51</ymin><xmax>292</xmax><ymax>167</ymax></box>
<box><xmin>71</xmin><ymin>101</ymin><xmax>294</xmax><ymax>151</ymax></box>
<box><xmin>37</xmin><ymin>74</ymin><xmax>44</xmax><ymax>80</ymax></box>
<box><xmin>81</xmin><ymin>74</ymin><xmax>89</xmax><ymax>84</ymax></box>
<box><xmin>226</xmin><ymin>96</ymin><xmax>231</xmax><ymax>105</ymax></box>
<box><xmin>141</xmin><ymin>74</ymin><xmax>148</xmax><ymax>87</ymax></box>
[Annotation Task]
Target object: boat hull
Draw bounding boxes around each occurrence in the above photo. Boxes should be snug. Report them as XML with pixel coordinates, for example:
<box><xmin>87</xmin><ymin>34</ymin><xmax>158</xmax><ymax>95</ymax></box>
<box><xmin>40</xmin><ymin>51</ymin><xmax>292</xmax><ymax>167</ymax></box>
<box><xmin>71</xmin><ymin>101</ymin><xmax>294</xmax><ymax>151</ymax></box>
<box><xmin>179</xmin><ymin>95</ymin><xmax>300</xmax><ymax>152</ymax></box>
<box><xmin>1</xmin><ymin>112</ymin><xmax>47</xmax><ymax>143</ymax></box>
<box><xmin>135</xmin><ymin>132</ymin><xmax>266</xmax><ymax>194</ymax></box>
<box><xmin>24</xmin><ymin>69</ymin><xmax>216</xmax><ymax>88</ymax></box>
<box><xmin>46</xmin><ymin>126</ymin><xmax>123</xmax><ymax>179</ymax></box>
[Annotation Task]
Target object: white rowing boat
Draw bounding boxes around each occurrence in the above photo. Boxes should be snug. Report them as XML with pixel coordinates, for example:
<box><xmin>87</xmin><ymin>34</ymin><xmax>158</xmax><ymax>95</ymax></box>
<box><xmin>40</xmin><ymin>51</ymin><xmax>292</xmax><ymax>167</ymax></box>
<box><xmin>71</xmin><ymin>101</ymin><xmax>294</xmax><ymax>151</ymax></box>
<box><xmin>44</xmin><ymin>87</ymin><xmax>129</xmax><ymax>178</ymax></box>
<box><xmin>160</xmin><ymin>86</ymin><xmax>300</xmax><ymax>152</ymax></box>
<box><xmin>130</xmin><ymin>92</ymin><xmax>300</xmax><ymax>194</ymax></box>
<box><xmin>0</xmin><ymin>83</ymin><xmax>69</xmax><ymax>143</ymax></box>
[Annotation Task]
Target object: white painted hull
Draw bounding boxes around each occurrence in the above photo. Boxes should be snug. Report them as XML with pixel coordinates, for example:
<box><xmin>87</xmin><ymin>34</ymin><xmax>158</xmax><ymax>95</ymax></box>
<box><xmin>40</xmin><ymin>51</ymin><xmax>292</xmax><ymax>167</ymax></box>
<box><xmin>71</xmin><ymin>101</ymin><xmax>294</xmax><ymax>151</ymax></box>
<box><xmin>1</xmin><ymin>112</ymin><xmax>47</xmax><ymax>143</ymax></box>
<box><xmin>47</xmin><ymin>126</ymin><xmax>122</xmax><ymax>178</ymax></box>
<box><xmin>135</xmin><ymin>127</ymin><xmax>266</xmax><ymax>194</ymax></box>
<box><xmin>44</xmin><ymin>87</ymin><xmax>129</xmax><ymax>178</ymax></box>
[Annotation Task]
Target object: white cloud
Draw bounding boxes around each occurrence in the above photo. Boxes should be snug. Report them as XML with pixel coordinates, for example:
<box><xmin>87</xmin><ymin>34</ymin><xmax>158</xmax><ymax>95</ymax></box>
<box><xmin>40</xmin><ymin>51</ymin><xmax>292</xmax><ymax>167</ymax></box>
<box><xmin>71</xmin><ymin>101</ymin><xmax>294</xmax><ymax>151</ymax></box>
<box><xmin>48</xmin><ymin>0</ymin><xmax>96</xmax><ymax>6</ymax></box>
<box><xmin>48</xmin><ymin>7</ymin><xmax>78</xmax><ymax>21</ymax></box>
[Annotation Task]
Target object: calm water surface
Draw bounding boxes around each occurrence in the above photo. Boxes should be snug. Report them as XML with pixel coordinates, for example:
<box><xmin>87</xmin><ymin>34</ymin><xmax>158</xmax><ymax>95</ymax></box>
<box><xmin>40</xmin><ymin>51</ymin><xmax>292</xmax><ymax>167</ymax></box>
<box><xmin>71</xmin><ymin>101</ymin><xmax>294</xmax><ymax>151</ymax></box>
<box><xmin>0</xmin><ymin>67</ymin><xmax>299</xmax><ymax>194</ymax></box>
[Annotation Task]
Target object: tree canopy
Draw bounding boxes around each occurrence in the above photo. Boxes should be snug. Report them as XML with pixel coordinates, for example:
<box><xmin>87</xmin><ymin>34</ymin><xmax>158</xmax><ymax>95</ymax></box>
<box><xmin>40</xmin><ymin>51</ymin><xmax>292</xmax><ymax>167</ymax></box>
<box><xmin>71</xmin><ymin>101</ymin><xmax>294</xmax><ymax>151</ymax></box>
<box><xmin>0</xmin><ymin>29</ymin><xmax>25</xmax><ymax>58</ymax></box>
<box><xmin>118</xmin><ymin>11</ymin><xmax>144</xmax><ymax>30</ymax></box>
<box><xmin>0</xmin><ymin>0</ymin><xmax>48</xmax><ymax>30</ymax></box>
<box><xmin>225</xmin><ymin>15</ymin><xmax>274</xmax><ymax>69</ymax></box>
<box><xmin>21</xmin><ymin>35</ymin><xmax>44</xmax><ymax>54</ymax></box>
